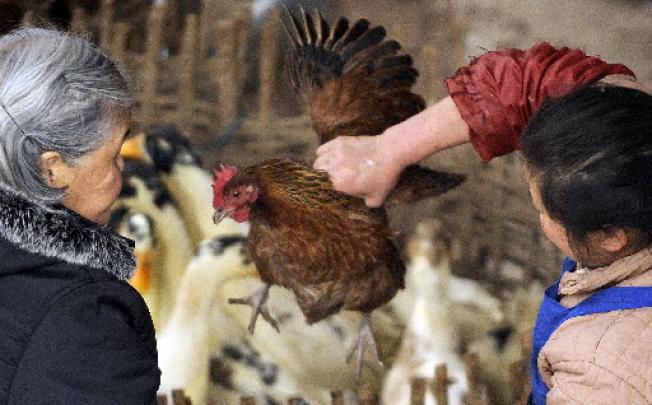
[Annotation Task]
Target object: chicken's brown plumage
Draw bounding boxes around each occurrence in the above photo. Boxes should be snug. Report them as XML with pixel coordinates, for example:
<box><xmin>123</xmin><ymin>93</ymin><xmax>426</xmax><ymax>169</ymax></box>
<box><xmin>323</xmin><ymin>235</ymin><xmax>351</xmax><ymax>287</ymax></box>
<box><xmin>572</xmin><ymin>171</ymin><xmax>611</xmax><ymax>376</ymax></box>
<box><xmin>214</xmin><ymin>9</ymin><xmax>464</xmax><ymax>376</ymax></box>
<box><xmin>238</xmin><ymin>158</ymin><xmax>405</xmax><ymax>323</ymax></box>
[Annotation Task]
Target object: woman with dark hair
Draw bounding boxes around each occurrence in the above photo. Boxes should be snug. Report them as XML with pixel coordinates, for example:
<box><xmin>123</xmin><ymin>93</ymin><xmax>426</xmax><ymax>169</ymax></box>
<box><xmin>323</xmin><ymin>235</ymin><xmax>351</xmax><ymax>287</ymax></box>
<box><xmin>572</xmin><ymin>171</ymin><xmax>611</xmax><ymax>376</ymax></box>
<box><xmin>315</xmin><ymin>43</ymin><xmax>652</xmax><ymax>404</ymax></box>
<box><xmin>0</xmin><ymin>28</ymin><xmax>159</xmax><ymax>404</ymax></box>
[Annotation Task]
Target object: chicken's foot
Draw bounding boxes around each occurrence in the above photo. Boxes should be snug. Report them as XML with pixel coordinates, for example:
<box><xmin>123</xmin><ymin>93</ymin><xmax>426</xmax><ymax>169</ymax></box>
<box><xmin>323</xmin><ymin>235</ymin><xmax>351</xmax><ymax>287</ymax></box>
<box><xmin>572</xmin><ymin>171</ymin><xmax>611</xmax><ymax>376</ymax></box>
<box><xmin>346</xmin><ymin>312</ymin><xmax>384</xmax><ymax>381</ymax></box>
<box><xmin>228</xmin><ymin>283</ymin><xmax>280</xmax><ymax>334</ymax></box>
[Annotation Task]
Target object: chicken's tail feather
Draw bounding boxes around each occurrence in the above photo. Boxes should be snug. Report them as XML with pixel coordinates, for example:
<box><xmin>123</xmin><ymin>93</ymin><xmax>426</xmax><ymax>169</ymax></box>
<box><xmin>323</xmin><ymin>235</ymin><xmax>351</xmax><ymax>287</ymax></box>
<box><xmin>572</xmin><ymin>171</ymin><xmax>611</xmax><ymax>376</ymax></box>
<box><xmin>385</xmin><ymin>165</ymin><xmax>466</xmax><ymax>206</ymax></box>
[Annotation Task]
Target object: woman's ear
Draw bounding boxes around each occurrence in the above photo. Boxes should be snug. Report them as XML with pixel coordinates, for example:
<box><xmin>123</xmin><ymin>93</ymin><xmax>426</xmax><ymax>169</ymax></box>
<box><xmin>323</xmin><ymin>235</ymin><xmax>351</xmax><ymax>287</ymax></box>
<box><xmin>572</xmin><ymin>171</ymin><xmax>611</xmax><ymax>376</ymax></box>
<box><xmin>599</xmin><ymin>227</ymin><xmax>629</xmax><ymax>253</ymax></box>
<box><xmin>40</xmin><ymin>151</ymin><xmax>72</xmax><ymax>189</ymax></box>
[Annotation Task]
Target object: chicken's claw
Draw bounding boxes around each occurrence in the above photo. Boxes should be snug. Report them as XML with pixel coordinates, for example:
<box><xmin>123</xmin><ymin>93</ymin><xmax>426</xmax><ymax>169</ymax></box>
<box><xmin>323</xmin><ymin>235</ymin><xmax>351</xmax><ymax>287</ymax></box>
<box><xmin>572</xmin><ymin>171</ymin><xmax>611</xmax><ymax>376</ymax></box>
<box><xmin>346</xmin><ymin>312</ymin><xmax>384</xmax><ymax>381</ymax></box>
<box><xmin>228</xmin><ymin>283</ymin><xmax>280</xmax><ymax>334</ymax></box>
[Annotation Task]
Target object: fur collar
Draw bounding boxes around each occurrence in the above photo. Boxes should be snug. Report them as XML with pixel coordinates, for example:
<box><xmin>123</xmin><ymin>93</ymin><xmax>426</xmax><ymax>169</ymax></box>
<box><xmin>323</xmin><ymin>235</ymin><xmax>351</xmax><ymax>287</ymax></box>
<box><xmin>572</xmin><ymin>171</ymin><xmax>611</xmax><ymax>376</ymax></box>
<box><xmin>0</xmin><ymin>182</ymin><xmax>135</xmax><ymax>280</ymax></box>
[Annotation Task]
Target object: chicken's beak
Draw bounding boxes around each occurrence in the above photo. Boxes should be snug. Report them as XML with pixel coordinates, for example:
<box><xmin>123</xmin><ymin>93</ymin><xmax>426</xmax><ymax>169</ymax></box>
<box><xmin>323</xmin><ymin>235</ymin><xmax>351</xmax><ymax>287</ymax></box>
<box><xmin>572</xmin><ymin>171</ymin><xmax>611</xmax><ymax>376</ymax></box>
<box><xmin>129</xmin><ymin>250</ymin><xmax>152</xmax><ymax>295</ymax></box>
<box><xmin>120</xmin><ymin>133</ymin><xmax>145</xmax><ymax>160</ymax></box>
<box><xmin>213</xmin><ymin>208</ymin><xmax>232</xmax><ymax>225</ymax></box>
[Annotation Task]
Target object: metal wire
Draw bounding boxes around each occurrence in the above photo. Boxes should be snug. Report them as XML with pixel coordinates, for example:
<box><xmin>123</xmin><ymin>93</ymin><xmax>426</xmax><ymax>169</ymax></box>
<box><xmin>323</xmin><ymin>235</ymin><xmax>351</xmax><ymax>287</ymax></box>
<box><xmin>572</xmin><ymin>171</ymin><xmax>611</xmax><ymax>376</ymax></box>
<box><xmin>0</xmin><ymin>101</ymin><xmax>28</xmax><ymax>138</ymax></box>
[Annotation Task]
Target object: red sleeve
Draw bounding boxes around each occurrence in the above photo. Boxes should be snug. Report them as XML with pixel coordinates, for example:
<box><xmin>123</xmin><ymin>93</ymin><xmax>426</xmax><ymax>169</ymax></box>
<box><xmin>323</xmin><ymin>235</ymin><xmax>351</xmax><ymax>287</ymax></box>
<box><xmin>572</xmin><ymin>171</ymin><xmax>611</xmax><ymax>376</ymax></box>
<box><xmin>444</xmin><ymin>42</ymin><xmax>635</xmax><ymax>161</ymax></box>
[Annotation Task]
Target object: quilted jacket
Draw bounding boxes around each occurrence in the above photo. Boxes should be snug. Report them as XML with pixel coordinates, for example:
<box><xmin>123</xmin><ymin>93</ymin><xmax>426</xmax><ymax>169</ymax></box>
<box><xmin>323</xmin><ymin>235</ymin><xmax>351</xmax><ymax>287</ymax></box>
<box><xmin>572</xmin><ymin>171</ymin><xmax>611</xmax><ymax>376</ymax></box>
<box><xmin>539</xmin><ymin>246</ymin><xmax>652</xmax><ymax>404</ymax></box>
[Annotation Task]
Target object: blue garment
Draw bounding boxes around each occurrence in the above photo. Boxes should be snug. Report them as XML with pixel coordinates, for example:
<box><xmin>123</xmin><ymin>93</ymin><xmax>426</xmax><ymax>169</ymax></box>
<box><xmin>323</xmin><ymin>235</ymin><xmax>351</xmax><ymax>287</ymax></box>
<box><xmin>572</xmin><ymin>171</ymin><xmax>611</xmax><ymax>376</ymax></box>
<box><xmin>529</xmin><ymin>258</ymin><xmax>652</xmax><ymax>405</ymax></box>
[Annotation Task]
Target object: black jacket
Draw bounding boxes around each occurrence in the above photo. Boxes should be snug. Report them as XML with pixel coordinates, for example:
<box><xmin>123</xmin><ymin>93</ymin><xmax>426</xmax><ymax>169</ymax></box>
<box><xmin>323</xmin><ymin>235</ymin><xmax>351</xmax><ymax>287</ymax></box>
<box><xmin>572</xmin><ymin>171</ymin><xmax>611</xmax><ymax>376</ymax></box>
<box><xmin>0</xmin><ymin>183</ymin><xmax>160</xmax><ymax>404</ymax></box>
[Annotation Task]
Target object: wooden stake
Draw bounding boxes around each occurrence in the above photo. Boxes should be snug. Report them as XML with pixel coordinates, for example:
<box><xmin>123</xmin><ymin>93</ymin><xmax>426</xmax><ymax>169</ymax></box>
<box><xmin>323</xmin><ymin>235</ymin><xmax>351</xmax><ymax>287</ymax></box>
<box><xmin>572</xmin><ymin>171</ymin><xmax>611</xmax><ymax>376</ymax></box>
<box><xmin>410</xmin><ymin>377</ymin><xmax>426</xmax><ymax>405</ymax></box>
<box><xmin>99</xmin><ymin>0</ymin><xmax>114</xmax><ymax>49</ymax></box>
<box><xmin>215</xmin><ymin>19</ymin><xmax>239</xmax><ymax>129</ymax></box>
<box><xmin>358</xmin><ymin>384</ymin><xmax>378</xmax><ymax>405</ymax></box>
<box><xmin>141</xmin><ymin>3</ymin><xmax>166</xmax><ymax>126</ymax></box>
<box><xmin>178</xmin><ymin>13</ymin><xmax>200</xmax><ymax>134</ymax></box>
<box><xmin>21</xmin><ymin>10</ymin><xmax>34</xmax><ymax>27</ymax></box>
<box><xmin>464</xmin><ymin>353</ymin><xmax>481</xmax><ymax>405</ymax></box>
<box><xmin>234</xmin><ymin>3</ymin><xmax>252</xmax><ymax>88</ymax></box>
<box><xmin>171</xmin><ymin>389</ymin><xmax>190</xmax><ymax>405</ymax></box>
<box><xmin>110</xmin><ymin>22</ymin><xmax>130</xmax><ymax>62</ymax></box>
<box><xmin>258</xmin><ymin>8</ymin><xmax>281</xmax><ymax>122</ymax></box>
<box><xmin>71</xmin><ymin>7</ymin><xmax>88</xmax><ymax>36</ymax></box>
<box><xmin>331</xmin><ymin>390</ymin><xmax>345</xmax><ymax>405</ymax></box>
<box><xmin>421</xmin><ymin>46</ymin><xmax>439</xmax><ymax>103</ymax></box>
<box><xmin>433</xmin><ymin>364</ymin><xmax>449</xmax><ymax>405</ymax></box>
<box><xmin>240</xmin><ymin>397</ymin><xmax>256</xmax><ymax>405</ymax></box>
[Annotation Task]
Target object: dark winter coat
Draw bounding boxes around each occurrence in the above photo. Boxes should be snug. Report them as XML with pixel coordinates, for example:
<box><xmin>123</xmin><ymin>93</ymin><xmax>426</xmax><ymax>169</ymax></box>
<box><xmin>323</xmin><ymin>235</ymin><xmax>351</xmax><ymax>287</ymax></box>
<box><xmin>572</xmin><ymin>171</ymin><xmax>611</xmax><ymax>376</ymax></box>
<box><xmin>0</xmin><ymin>183</ymin><xmax>160</xmax><ymax>404</ymax></box>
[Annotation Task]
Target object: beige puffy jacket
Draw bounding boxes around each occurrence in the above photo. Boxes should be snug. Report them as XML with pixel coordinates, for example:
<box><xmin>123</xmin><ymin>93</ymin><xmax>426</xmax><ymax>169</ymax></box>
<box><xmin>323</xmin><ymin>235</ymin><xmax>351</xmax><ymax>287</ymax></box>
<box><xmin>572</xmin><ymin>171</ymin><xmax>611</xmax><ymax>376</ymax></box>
<box><xmin>538</xmin><ymin>245</ymin><xmax>652</xmax><ymax>404</ymax></box>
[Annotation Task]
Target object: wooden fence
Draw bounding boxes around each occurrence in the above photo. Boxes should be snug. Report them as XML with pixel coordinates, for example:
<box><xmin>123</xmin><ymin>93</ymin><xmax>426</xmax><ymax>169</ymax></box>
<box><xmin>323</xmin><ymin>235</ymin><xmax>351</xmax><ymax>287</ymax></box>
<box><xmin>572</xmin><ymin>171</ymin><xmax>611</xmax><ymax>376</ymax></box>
<box><xmin>156</xmin><ymin>348</ymin><xmax>531</xmax><ymax>405</ymax></box>
<box><xmin>20</xmin><ymin>0</ymin><xmax>442</xmax><ymax>145</ymax></box>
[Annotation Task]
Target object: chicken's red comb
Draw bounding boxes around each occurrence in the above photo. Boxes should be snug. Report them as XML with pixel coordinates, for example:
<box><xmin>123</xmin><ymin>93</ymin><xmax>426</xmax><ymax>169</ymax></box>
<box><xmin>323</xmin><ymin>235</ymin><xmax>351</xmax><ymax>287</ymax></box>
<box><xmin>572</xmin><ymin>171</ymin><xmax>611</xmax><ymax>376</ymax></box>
<box><xmin>212</xmin><ymin>164</ymin><xmax>238</xmax><ymax>208</ymax></box>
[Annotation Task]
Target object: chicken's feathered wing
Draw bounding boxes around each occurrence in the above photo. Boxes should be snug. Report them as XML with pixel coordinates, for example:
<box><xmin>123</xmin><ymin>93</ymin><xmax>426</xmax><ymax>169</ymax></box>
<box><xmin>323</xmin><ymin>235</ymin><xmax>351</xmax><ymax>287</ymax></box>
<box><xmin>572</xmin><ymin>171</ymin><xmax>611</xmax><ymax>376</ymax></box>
<box><xmin>286</xmin><ymin>8</ymin><xmax>425</xmax><ymax>143</ymax></box>
<box><xmin>284</xmin><ymin>9</ymin><xmax>465</xmax><ymax>205</ymax></box>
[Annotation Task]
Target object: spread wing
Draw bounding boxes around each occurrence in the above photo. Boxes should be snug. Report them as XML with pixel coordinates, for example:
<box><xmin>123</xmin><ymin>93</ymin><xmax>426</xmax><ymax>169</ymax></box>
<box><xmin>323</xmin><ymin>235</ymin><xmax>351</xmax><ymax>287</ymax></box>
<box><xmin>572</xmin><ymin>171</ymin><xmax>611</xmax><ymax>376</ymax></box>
<box><xmin>284</xmin><ymin>8</ymin><xmax>425</xmax><ymax>144</ymax></box>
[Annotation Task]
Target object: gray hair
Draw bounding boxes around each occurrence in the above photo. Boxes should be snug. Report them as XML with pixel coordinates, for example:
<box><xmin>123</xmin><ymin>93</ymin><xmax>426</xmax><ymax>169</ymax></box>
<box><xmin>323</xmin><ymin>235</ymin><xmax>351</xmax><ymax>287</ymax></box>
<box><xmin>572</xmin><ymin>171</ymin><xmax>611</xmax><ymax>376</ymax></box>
<box><xmin>0</xmin><ymin>28</ymin><xmax>132</xmax><ymax>203</ymax></box>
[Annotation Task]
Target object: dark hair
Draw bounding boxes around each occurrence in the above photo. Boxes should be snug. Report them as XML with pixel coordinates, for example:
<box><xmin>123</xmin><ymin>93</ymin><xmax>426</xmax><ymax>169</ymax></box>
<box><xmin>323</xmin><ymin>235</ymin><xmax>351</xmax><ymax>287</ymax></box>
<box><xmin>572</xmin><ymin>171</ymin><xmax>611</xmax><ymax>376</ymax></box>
<box><xmin>521</xmin><ymin>84</ymin><xmax>652</xmax><ymax>242</ymax></box>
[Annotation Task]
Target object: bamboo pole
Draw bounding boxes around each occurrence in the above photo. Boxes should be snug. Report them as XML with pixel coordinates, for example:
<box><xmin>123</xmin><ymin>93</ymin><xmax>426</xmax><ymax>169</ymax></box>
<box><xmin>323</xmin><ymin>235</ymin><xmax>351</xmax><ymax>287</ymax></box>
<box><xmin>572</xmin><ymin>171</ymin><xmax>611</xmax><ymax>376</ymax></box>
<box><xmin>288</xmin><ymin>398</ymin><xmax>305</xmax><ymax>405</ymax></box>
<box><xmin>141</xmin><ymin>3</ymin><xmax>167</xmax><ymax>126</ymax></box>
<box><xmin>235</xmin><ymin>4</ymin><xmax>251</xmax><ymax>53</ymax></box>
<box><xmin>215</xmin><ymin>19</ymin><xmax>239</xmax><ymax>129</ymax></box>
<box><xmin>171</xmin><ymin>389</ymin><xmax>191</xmax><ymax>405</ymax></box>
<box><xmin>178</xmin><ymin>13</ymin><xmax>200</xmax><ymax>134</ymax></box>
<box><xmin>358</xmin><ymin>384</ymin><xmax>378</xmax><ymax>405</ymax></box>
<box><xmin>410</xmin><ymin>377</ymin><xmax>426</xmax><ymax>405</ymax></box>
<box><xmin>234</xmin><ymin>3</ymin><xmax>252</xmax><ymax>89</ymax></box>
<box><xmin>331</xmin><ymin>390</ymin><xmax>345</xmax><ymax>405</ymax></box>
<box><xmin>433</xmin><ymin>364</ymin><xmax>449</xmax><ymax>405</ymax></box>
<box><xmin>450</xmin><ymin>15</ymin><xmax>468</xmax><ymax>68</ymax></box>
<box><xmin>464</xmin><ymin>353</ymin><xmax>482</xmax><ymax>405</ymax></box>
<box><xmin>258</xmin><ymin>8</ymin><xmax>281</xmax><ymax>122</ymax></box>
<box><xmin>199</xmin><ymin>0</ymin><xmax>217</xmax><ymax>56</ymax></box>
<box><xmin>421</xmin><ymin>46</ymin><xmax>439</xmax><ymax>103</ymax></box>
<box><xmin>240</xmin><ymin>397</ymin><xmax>256</xmax><ymax>405</ymax></box>
<box><xmin>99</xmin><ymin>0</ymin><xmax>114</xmax><ymax>50</ymax></box>
<box><xmin>110</xmin><ymin>22</ymin><xmax>130</xmax><ymax>62</ymax></box>
<box><xmin>21</xmin><ymin>10</ymin><xmax>34</xmax><ymax>27</ymax></box>
<box><xmin>509</xmin><ymin>328</ymin><xmax>533</xmax><ymax>404</ymax></box>
<box><xmin>70</xmin><ymin>7</ymin><xmax>88</xmax><ymax>36</ymax></box>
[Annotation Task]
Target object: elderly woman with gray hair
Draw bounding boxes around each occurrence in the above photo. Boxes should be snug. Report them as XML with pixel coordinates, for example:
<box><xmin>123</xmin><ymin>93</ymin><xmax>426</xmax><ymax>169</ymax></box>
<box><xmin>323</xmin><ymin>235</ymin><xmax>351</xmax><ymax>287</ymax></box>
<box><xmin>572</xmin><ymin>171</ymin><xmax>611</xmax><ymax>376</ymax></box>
<box><xmin>0</xmin><ymin>28</ymin><xmax>159</xmax><ymax>404</ymax></box>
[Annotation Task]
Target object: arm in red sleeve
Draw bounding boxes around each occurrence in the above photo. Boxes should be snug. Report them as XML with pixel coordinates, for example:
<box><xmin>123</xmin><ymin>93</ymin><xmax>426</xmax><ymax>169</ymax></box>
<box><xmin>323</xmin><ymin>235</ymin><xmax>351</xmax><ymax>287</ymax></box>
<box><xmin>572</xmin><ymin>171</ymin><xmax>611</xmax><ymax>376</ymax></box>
<box><xmin>444</xmin><ymin>42</ymin><xmax>635</xmax><ymax>161</ymax></box>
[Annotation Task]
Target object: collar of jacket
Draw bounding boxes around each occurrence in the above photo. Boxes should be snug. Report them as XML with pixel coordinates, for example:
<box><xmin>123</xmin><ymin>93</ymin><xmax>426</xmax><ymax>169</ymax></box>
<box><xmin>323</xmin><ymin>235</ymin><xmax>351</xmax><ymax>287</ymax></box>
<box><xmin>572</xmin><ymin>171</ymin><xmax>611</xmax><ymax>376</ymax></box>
<box><xmin>0</xmin><ymin>182</ymin><xmax>135</xmax><ymax>280</ymax></box>
<box><xmin>559</xmin><ymin>244</ymin><xmax>652</xmax><ymax>297</ymax></box>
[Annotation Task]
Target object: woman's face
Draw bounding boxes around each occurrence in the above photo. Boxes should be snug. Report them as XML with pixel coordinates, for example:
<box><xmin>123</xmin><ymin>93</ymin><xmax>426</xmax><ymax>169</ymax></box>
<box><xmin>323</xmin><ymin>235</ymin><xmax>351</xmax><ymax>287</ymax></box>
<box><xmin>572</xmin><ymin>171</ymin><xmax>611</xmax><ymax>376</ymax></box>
<box><xmin>524</xmin><ymin>166</ymin><xmax>575</xmax><ymax>260</ymax></box>
<box><xmin>60</xmin><ymin>117</ymin><xmax>131</xmax><ymax>225</ymax></box>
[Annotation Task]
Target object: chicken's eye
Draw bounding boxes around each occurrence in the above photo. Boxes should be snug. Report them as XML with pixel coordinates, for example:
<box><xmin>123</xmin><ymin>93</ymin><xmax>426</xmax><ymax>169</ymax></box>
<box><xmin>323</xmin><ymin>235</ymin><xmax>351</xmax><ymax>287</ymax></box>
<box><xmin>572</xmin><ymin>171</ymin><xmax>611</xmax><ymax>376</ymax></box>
<box><xmin>232</xmin><ymin>191</ymin><xmax>240</xmax><ymax>197</ymax></box>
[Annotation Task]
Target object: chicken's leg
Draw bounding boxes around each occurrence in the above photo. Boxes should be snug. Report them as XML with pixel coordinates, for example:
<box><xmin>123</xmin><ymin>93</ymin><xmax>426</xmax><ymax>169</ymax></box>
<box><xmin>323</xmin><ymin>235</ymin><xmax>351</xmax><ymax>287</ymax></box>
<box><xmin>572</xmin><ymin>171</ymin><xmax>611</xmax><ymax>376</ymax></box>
<box><xmin>346</xmin><ymin>312</ymin><xmax>384</xmax><ymax>380</ymax></box>
<box><xmin>228</xmin><ymin>283</ymin><xmax>280</xmax><ymax>334</ymax></box>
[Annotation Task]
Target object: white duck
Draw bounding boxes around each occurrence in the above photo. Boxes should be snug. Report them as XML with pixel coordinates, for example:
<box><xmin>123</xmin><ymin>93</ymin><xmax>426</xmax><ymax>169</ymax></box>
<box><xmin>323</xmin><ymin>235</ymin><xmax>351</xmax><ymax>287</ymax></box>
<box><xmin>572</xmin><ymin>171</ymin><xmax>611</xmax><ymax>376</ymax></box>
<box><xmin>382</xmin><ymin>220</ymin><xmax>468</xmax><ymax>405</ymax></box>
<box><xmin>157</xmin><ymin>235</ymin><xmax>305</xmax><ymax>405</ymax></box>
<box><xmin>120</xmin><ymin>124</ymin><xmax>248</xmax><ymax>247</ymax></box>
<box><xmin>468</xmin><ymin>280</ymin><xmax>544</xmax><ymax>404</ymax></box>
<box><xmin>109</xmin><ymin>208</ymin><xmax>156</xmax><ymax>306</ymax></box>
<box><xmin>391</xmin><ymin>239</ymin><xmax>503</xmax><ymax>347</ymax></box>
<box><xmin>112</xmin><ymin>158</ymin><xmax>194</xmax><ymax>330</ymax></box>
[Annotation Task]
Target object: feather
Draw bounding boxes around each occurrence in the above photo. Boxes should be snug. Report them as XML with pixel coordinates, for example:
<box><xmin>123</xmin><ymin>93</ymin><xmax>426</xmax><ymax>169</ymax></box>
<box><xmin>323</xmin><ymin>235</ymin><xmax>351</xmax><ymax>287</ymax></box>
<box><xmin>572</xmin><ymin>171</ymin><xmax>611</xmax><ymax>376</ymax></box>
<box><xmin>386</xmin><ymin>166</ymin><xmax>466</xmax><ymax>207</ymax></box>
<box><xmin>283</xmin><ymin>10</ymin><xmax>425</xmax><ymax>143</ymax></box>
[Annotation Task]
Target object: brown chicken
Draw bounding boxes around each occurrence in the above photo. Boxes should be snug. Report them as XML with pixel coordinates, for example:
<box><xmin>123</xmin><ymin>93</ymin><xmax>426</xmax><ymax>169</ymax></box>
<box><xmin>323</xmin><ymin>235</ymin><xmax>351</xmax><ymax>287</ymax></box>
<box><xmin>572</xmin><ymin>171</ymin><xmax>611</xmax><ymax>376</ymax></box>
<box><xmin>212</xmin><ymin>9</ymin><xmax>465</xmax><ymax>377</ymax></box>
